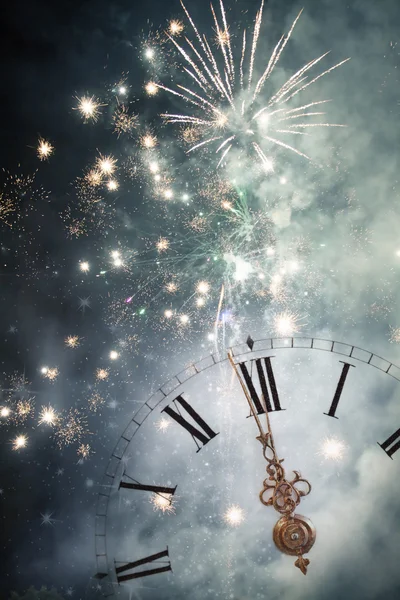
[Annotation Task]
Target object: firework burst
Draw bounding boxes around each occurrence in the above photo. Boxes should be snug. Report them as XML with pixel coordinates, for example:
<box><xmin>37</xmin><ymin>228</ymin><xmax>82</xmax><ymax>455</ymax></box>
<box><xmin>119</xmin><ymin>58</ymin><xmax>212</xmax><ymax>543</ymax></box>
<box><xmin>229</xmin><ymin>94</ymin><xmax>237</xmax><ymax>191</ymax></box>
<box><xmin>153</xmin><ymin>0</ymin><xmax>349</xmax><ymax>170</ymax></box>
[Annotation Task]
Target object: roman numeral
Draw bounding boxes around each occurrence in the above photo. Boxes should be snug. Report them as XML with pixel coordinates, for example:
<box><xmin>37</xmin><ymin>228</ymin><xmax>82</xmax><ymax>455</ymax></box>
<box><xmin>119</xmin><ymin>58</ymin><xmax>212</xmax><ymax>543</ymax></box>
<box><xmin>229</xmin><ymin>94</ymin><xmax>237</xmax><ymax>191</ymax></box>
<box><xmin>115</xmin><ymin>548</ymin><xmax>172</xmax><ymax>583</ymax></box>
<box><xmin>119</xmin><ymin>477</ymin><xmax>177</xmax><ymax>497</ymax></box>
<box><xmin>378</xmin><ymin>428</ymin><xmax>400</xmax><ymax>459</ymax></box>
<box><xmin>238</xmin><ymin>357</ymin><xmax>283</xmax><ymax>414</ymax></box>
<box><xmin>161</xmin><ymin>394</ymin><xmax>219</xmax><ymax>452</ymax></box>
<box><xmin>323</xmin><ymin>361</ymin><xmax>355</xmax><ymax>419</ymax></box>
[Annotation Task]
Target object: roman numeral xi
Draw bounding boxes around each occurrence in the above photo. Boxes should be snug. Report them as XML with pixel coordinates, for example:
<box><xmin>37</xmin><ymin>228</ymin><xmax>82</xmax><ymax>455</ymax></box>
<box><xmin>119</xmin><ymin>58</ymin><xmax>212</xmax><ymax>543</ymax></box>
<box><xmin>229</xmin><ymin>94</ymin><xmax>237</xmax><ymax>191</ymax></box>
<box><xmin>162</xmin><ymin>395</ymin><xmax>219</xmax><ymax>452</ymax></box>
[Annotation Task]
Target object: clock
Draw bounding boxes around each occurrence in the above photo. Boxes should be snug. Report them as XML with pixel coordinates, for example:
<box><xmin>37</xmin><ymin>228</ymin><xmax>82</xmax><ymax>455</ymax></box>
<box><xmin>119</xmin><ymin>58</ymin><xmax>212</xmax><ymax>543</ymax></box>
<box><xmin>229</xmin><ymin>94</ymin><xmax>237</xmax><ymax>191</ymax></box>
<box><xmin>94</xmin><ymin>336</ymin><xmax>400</xmax><ymax>599</ymax></box>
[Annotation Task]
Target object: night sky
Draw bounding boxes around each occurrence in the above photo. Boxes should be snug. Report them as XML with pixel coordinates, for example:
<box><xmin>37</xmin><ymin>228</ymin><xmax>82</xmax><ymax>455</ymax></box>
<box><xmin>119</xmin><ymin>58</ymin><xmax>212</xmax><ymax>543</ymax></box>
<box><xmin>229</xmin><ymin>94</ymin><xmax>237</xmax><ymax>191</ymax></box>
<box><xmin>0</xmin><ymin>0</ymin><xmax>399</xmax><ymax>598</ymax></box>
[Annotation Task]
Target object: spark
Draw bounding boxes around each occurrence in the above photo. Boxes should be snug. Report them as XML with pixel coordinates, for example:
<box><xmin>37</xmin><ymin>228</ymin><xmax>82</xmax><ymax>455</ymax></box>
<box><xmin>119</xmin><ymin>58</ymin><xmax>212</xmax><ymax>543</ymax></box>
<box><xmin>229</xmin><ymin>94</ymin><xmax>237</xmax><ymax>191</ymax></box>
<box><xmin>80</xmin><ymin>261</ymin><xmax>90</xmax><ymax>272</ymax></box>
<box><xmin>318</xmin><ymin>436</ymin><xmax>347</xmax><ymax>461</ymax></box>
<box><xmin>224</xmin><ymin>504</ymin><xmax>245</xmax><ymax>527</ymax></box>
<box><xmin>169</xmin><ymin>20</ymin><xmax>184</xmax><ymax>36</ymax></box>
<box><xmin>37</xmin><ymin>137</ymin><xmax>54</xmax><ymax>160</ymax></box>
<box><xmin>156</xmin><ymin>417</ymin><xmax>171</xmax><ymax>432</ymax></box>
<box><xmin>141</xmin><ymin>134</ymin><xmax>158</xmax><ymax>148</ymax></box>
<box><xmin>15</xmin><ymin>399</ymin><xmax>34</xmax><ymax>423</ymax></box>
<box><xmin>96</xmin><ymin>154</ymin><xmax>117</xmax><ymax>176</ymax></box>
<box><xmin>158</xmin><ymin>1</ymin><xmax>349</xmax><ymax>169</ymax></box>
<box><xmin>389</xmin><ymin>327</ymin><xmax>400</xmax><ymax>343</ymax></box>
<box><xmin>42</xmin><ymin>367</ymin><xmax>59</xmax><ymax>382</ymax></box>
<box><xmin>196</xmin><ymin>280</ymin><xmax>210</xmax><ymax>294</ymax></box>
<box><xmin>145</xmin><ymin>81</ymin><xmax>158</xmax><ymax>96</ymax></box>
<box><xmin>163</xmin><ymin>189</ymin><xmax>174</xmax><ymax>200</ymax></box>
<box><xmin>78</xmin><ymin>296</ymin><xmax>91</xmax><ymax>312</ymax></box>
<box><xmin>96</xmin><ymin>368</ymin><xmax>109</xmax><ymax>381</ymax></box>
<box><xmin>164</xmin><ymin>309</ymin><xmax>173</xmax><ymax>318</ymax></box>
<box><xmin>12</xmin><ymin>434</ymin><xmax>27</xmax><ymax>450</ymax></box>
<box><xmin>273</xmin><ymin>311</ymin><xmax>304</xmax><ymax>336</ymax></box>
<box><xmin>65</xmin><ymin>335</ymin><xmax>80</xmax><ymax>348</ymax></box>
<box><xmin>0</xmin><ymin>406</ymin><xmax>10</xmax><ymax>418</ymax></box>
<box><xmin>75</xmin><ymin>95</ymin><xmax>104</xmax><ymax>122</ymax></box>
<box><xmin>150</xmin><ymin>492</ymin><xmax>177</xmax><ymax>514</ymax></box>
<box><xmin>109</xmin><ymin>350</ymin><xmax>119</xmax><ymax>360</ymax></box>
<box><xmin>107</xmin><ymin>179</ymin><xmax>119</xmax><ymax>191</ymax></box>
<box><xmin>38</xmin><ymin>405</ymin><xmax>58</xmax><ymax>426</ymax></box>
<box><xmin>85</xmin><ymin>169</ymin><xmax>103</xmax><ymax>187</ymax></box>
<box><xmin>77</xmin><ymin>443</ymin><xmax>92</xmax><ymax>459</ymax></box>
<box><xmin>144</xmin><ymin>47</ymin><xmax>155</xmax><ymax>60</ymax></box>
<box><xmin>179</xmin><ymin>314</ymin><xmax>190</xmax><ymax>324</ymax></box>
<box><xmin>165</xmin><ymin>281</ymin><xmax>178</xmax><ymax>293</ymax></box>
<box><xmin>156</xmin><ymin>237</ymin><xmax>170</xmax><ymax>252</ymax></box>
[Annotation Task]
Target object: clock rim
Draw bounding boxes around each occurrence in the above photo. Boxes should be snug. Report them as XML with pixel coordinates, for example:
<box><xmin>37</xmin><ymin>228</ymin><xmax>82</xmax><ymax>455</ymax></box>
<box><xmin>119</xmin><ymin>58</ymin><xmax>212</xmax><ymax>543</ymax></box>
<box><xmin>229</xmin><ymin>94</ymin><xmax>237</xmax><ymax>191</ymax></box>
<box><xmin>94</xmin><ymin>335</ymin><xmax>400</xmax><ymax>595</ymax></box>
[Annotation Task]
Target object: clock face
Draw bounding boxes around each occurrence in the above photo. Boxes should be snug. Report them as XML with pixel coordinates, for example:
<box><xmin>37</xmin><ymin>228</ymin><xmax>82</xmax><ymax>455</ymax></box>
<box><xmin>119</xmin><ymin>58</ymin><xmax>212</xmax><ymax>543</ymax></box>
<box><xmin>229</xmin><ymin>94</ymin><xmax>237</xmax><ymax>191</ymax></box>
<box><xmin>95</xmin><ymin>337</ymin><xmax>400</xmax><ymax>599</ymax></box>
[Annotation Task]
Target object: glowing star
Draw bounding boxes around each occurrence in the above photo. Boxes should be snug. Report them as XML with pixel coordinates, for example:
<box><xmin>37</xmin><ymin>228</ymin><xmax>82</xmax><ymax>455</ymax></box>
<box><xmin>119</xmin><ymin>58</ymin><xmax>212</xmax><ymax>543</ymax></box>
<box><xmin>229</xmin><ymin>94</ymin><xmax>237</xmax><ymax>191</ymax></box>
<box><xmin>163</xmin><ymin>189</ymin><xmax>173</xmax><ymax>200</ymax></box>
<box><xmin>196</xmin><ymin>297</ymin><xmax>205</xmax><ymax>307</ymax></box>
<box><xmin>224</xmin><ymin>504</ymin><xmax>245</xmax><ymax>527</ymax></box>
<box><xmin>149</xmin><ymin>162</ymin><xmax>159</xmax><ymax>174</ymax></box>
<box><xmin>107</xmin><ymin>179</ymin><xmax>119</xmax><ymax>191</ymax></box>
<box><xmin>169</xmin><ymin>20</ymin><xmax>184</xmax><ymax>36</ymax></box>
<box><xmin>37</xmin><ymin>137</ymin><xmax>54</xmax><ymax>160</ymax></box>
<box><xmin>41</xmin><ymin>511</ymin><xmax>56</xmax><ymax>526</ymax></box>
<box><xmin>318</xmin><ymin>436</ymin><xmax>347</xmax><ymax>461</ymax></box>
<box><xmin>273</xmin><ymin>311</ymin><xmax>304</xmax><ymax>336</ymax></box>
<box><xmin>96</xmin><ymin>154</ymin><xmax>117</xmax><ymax>176</ymax></box>
<box><xmin>179</xmin><ymin>314</ymin><xmax>189</xmax><ymax>325</ymax></box>
<box><xmin>109</xmin><ymin>350</ymin><xmax>119</xmax><ymax>360</ymax></box>
<box><xmin>12</xmin><ymin>434</ymin><xmax>27</xmax><ymax>450</ymax></box>
<box><xmin>145</xmin><ymin>81</ymin><xmax>158</xmax><ymax>96</ymax></box>
<box><xmin>156</xmin><ymin>237</ymin><xmax>170</xmax><ymax>252</ymax></box>
<box><xmin>156</xmin><ymin>417</ymin><xmax>171</xmax><ymax>432</ymax></box>
<box><xmin>196</xmin><ymin>280</ymin><xmax>210</xmax><ymax>294</ymax></box>
<box><xmin>0</xmin><ymin>406</ymin><xmax>10</xmax><ymax>418</ymax></box>
<box><xmin>150</xmin><ymin>492</ymin><xmax>177</xmax><ymax>514</ymax></box>
<box><xmin>41</xmin><ymin>367</ymin><xmax>49</xmax><ymax>375</ymax></box>
<box><xmin>164</xmin><ymin>309</ymin><xmax>173</xmax><ymax>318</ymax></box>
<box><xmin>96</xmin><ymin>368</ymin><xmax>109</xmax><ymax>381</ymax></box>
<box><xmin>80</xmin><ymin>261</ymin><xmax>90</xmax><ymax>272</ymax></box>
<box><xmin>38</xmin><ymin>405</ymin><xmax>58</xmax><ymax>426</ymax></box>
<box><xmin>75</xmin><ymin>95</ymin><xmax>104</xmax><ymax>122</ymax></box>
<box><xmin>65</xmin><ymin>335</ymin><xmax>80</xmax><ymax>348</ymax></box>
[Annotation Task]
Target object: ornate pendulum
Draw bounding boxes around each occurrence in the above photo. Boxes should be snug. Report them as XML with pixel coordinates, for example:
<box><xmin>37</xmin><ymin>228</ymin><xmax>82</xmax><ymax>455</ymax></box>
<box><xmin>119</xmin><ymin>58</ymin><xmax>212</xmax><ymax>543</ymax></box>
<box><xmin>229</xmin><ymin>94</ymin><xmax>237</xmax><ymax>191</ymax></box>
<box><xmin>257</xmin><ymin>433</ymin><xmax>316</xmax><ymax>574</ymax></box>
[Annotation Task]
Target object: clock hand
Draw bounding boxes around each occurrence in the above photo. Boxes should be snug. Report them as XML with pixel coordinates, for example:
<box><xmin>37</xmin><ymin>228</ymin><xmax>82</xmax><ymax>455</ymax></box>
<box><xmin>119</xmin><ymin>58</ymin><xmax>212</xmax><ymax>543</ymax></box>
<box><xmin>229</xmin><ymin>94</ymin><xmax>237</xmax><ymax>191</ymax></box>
<box><xmin>228</xmin><ymin>349</ymin><xmax>316</xmax><ymax>575</ymax></box>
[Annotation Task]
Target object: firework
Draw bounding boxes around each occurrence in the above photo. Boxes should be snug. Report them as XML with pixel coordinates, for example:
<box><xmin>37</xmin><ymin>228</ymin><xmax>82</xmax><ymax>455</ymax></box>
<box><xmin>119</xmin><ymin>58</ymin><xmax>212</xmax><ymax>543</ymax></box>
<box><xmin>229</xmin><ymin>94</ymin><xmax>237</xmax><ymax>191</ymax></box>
<box><xmin>196</xmin><ymin>280</ymin><xmax>210</xmax><ymax>294</ymax></box>
<box><xmin>14</xmin><ymin>399</ymin><xmax>35</xmax><ymax>423</ymax></box>
<box><xmin>145</xmin><ymin>81</ymin><xmax>158</xmax><ymax>96</ymax></box>
<box><xmin>169</xmin><ymin>20</ymin><xmax>184</xmax><ymax>36</ymax></box>
<box><xmin>112</xmin><ymin>104</ymin><xmax>137</xmax><ymax>137</ymax></box>
<box><xmin>96</xmin><ymin>154</ymin><xmax>117</xmax><ymax>176</ymax></box>
<box><xmin>0</xmin><ymin>406</ymin><xmax>11</xmax><ymax>418</ymax></box>
<box><xmin>150</xmin><ymin>492</ymin><xmax>177</xmax><ymax>514</ymax></box>
<box><xmin>389</xmin><ymin>326</ymin><xmax>400</xmax><ymax>343</ymax></box>
<box><xmin>273</xmin><ymin>311</ymin><xmax>305</xmax><ymax>336</ymax></box>
<box><xmin>80</xmin><ymin>261</ymin><xmax>90</xmax><ymax>272</ymax></box>
<box><xmin>317</xmin><ymin>436</ymin><xmax>347</xmax><ymax>461</ymax></box>
<box><xmin>88</xmin><ymin>392</ymin><xmax>105</xmax><ymax>413</ymax></box>
<box><xmin>141</xmin><ymin>133</ymin><xmax>158</xmax><ymax>148</ymax></box>
<box><xmin>106</xmin><ymin>179</ymin><xmax>119</xmax><ymax>191</ymax></box>
<box><xmin>12</xmin><ymin>434</ymin><xmax>27</xmax><ymax>450</ymax></box>
<box><xmin>55</xmin><ymin>409</ymin><xmax>88</xmax><ymax>447</ymax></box>
<box><xmin>96</xmin><ymin>368</ymin><xmax>109</xmax><ymax>381</ymax></box>
<box><xmin>65</xmin><ymin>335</ymin><xmax>80</xmax><ymax>348</ymax></box>
<box><xmin>37</xmin><ymin>137</ymin><xmax>54</xmax><ymax>160</ymax></box>
<box><xmin>154</xmin><ymin>1</ymin><xmax>349</xmax><ymax>169</ymax></box>
<box><xmin>77</xmin><ymin>443</ymin><xmax>92</xmax><ymax>459</ymax></box>
<box><xmin>156</xmin><ymin>237</ymin><xmax>170</xmax><ymax>252</ymax></box>
<box><xmin>223</xmin><ymin>504</ymin><xmax>245</xmax><ymax>527</ymax></box>
<box><xmin>38</xmin><ymin>405</ymin><xmax>58</xmax><ymax>426</ymax></box>
<box><xmin>75</xmin><ymin>95</ymin><xmax>104</xmax><ymax>122</ymax></box>
<box><xmin>41</xmin><ymin>367</ymin><xmax>59</xmax><ymax>382</ymax></box>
